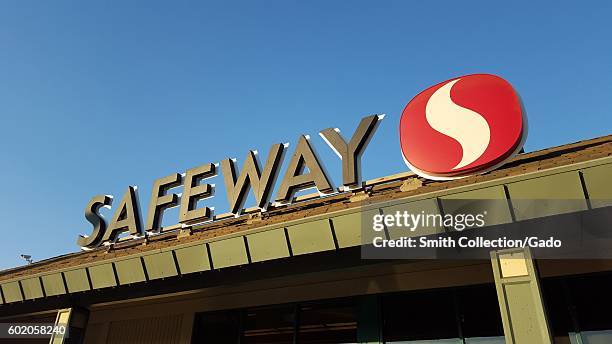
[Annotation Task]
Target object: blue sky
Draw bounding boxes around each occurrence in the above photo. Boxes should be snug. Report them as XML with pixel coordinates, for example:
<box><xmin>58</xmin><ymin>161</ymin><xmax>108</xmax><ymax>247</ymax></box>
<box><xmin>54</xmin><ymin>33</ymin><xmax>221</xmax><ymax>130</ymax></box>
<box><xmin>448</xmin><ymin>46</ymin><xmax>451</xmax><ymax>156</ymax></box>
<box><xmin>0</xmin><ymin>1</ymin><xmax>610</xmax><ymax>270</ymax></box>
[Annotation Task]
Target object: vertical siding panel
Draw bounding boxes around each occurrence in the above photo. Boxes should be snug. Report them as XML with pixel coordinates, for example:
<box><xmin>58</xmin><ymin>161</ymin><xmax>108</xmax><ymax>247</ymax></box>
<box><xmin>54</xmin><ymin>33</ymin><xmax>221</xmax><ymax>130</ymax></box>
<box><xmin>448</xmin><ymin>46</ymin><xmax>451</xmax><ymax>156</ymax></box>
<box><xmin>103</xmin><ymin>314</ymin><xmax>183</xmax><ymax>343</ymax></box>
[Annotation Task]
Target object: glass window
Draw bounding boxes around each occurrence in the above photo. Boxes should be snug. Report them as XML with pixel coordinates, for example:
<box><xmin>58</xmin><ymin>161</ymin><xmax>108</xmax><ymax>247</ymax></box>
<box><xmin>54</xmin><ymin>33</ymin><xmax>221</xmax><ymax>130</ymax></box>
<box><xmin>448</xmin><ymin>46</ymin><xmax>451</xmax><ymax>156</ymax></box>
<box><xmin>464</xmin><ymin>337</ymin><xmax>505</xmax><ymax>344</ymax></box>
<box><xmin>569</xmin><ymin>274</ymin><xmax>612</xmax><ymax>332</ymax></box>
<box><xmin>565</xmin><ymin>273</ymin><xmax>612</xmax><ymax>344</ymax></box>
<box><xmin>383</xmin><ymin>285</ymin><xmax>504</xmax><ymax>343</ymax></box>
<box><xmin>384</xmin><ymin>340</ymin><xmax>462</xmax><ymax>344</ymax></box>
<box><xmin>541</xmin><ymin>278</ymin><xmax>574</xmax><ymax>339</ymax></box>
<box><xmin>191</xmin><ymin>310</ymin><xmax>241</xmax><ymax>343</ymax></box>
<box><xmin>242</xmin><ymin>305</ymin><xmax>295</xmax><ymax>344</ymax></box>
<box><xmin>191</xmin><ymin>285</ymin><xmax>506</xmax><ymax>344</ymax></box>
<box><xmin>298</xmin><ymin>299</ymin><xmax>358</xmax><ymax>343</ymax></box>
<box><xmin>542</xmin><ymin>273</ymin><xmax>612</xmax><ymax>343</ymax></box>
<box><xmin>455</xmin><ymin>285</ymin><xmax>504</xmax><ymax>339</ymax></box>
<box><xmin>570</xmin><ymin>330</ymin><xmax>612</xmax><ymax>344</ymax></box>
<box><xmin>383</xmin><ymin>289</ymin><xmax>459</xmax><ymax>342</ymax></box>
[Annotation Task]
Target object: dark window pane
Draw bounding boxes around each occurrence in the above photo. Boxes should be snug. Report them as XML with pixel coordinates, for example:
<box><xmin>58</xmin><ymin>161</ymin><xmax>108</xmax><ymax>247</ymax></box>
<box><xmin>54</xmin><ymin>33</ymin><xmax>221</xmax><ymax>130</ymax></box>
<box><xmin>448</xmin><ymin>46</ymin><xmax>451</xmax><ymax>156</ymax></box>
<box><xmin>298</xmin><ymin>299</ymin><xmax>357</xmax><ymax>343</ymax></box>
<box><xmin>456</xmin><ymin>285</ymin><xmax>504</xmax><ymax>338</ymax></box>
<box><xmin>579</xmin><ymin>330</ymin><xmax>612</xmax><ymax>343</ymax></box>
<box><xmin>242</xmin><ymin>305</ymin><xmax>295</xmax><ymax>344</ymax></box>
<box><xmin>464</xmin><ymin>337</ymin><xmax>505</xmax><ymax>344</ymax></box>
<box><xmin>383</xmin><ymin>289</ymin><xmax>459</xmax><ymax>341</ymax></box>
<box><xmin>191</xmin><ymin>310</ymin><xmax>241</xmax><ymax>344</ymax></box>
<box><xmin>541</xmin><ymin>278</ymin><xmax>574</xmax><ymax>337</ymax></box>
<box><xmin>569</xmin><ymin>273</ymin><xmax>612</xmax><ymax>332</ymax></box>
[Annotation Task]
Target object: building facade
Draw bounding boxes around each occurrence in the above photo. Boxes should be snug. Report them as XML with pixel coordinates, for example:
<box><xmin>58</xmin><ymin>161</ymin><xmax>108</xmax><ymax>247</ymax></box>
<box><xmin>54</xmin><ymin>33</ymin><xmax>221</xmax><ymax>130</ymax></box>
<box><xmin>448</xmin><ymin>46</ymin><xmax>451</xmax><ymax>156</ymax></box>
<box><xmin>1</xmin><ymin>135</ymin><xmax>612</xmax><ymax>344</ymax></box>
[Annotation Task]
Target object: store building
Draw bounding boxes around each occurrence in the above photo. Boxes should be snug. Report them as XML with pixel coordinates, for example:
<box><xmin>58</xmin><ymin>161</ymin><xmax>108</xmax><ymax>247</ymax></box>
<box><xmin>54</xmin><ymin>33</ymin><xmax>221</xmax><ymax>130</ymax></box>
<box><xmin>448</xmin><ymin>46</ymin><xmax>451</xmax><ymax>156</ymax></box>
<box><xmin>0</xmin><ymin>134</ymin><xmax>611</xmax><ymax>344</ymax></box>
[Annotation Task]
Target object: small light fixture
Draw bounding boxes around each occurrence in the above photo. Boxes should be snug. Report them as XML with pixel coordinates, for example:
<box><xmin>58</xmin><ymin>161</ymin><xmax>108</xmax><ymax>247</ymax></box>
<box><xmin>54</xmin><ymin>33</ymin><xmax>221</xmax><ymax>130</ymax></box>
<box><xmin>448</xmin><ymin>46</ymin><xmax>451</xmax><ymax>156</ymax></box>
<box><xmin>20</xmin><ymin>254</ymin><xmax>33</xmax><ymax>265</ymax></box>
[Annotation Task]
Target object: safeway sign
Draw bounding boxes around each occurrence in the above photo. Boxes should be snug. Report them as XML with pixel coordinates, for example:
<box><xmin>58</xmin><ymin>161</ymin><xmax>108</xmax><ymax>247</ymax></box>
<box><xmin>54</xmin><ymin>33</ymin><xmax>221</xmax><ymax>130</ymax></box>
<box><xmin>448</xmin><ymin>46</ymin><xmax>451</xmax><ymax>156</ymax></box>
<box><xmin>77</xmin><ymin>73</ymin><xmax>527</xmax><ymax>249</ymax></box>
<box><xmin>399</xmin><ymin>74</ymin><xmax>527</xmax><ymax>180</ymax></box>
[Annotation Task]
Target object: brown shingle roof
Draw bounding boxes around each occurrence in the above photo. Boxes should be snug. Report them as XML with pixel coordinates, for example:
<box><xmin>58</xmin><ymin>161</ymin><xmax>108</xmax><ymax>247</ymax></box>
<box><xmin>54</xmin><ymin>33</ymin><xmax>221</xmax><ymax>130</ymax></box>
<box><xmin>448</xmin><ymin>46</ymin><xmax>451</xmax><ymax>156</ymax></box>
<box><xmin>1</xmin><ymin>134</ymin><xmax>611</xmax><ymax>282</ymax></box>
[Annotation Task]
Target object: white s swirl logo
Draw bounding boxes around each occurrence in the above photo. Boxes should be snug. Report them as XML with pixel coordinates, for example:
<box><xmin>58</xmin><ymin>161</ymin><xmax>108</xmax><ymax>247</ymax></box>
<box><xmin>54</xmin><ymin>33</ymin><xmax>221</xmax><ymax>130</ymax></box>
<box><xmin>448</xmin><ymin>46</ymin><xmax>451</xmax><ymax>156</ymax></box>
<box><xmin>425</xmin><ymin>79</ymin><xmax>491</xmax><ymax>170</ymax></box>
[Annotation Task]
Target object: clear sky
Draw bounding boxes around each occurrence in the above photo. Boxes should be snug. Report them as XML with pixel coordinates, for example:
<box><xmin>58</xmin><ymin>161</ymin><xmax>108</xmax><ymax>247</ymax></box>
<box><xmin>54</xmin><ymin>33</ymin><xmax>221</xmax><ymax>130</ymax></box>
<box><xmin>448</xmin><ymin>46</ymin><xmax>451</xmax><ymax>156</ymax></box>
<box><xmin>0</xmin><ymin>1</ymin><xmax>610</xmax><ymax>270</ymax></box>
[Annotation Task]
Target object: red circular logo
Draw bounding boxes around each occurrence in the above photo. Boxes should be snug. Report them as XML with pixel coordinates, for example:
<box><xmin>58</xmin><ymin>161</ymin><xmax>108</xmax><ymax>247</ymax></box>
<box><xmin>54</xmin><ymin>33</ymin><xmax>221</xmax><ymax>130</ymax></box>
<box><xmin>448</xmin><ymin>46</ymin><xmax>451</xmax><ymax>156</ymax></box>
<box><xmin>399</xmin><ymin>74</ymin><xmax>527</xmax><ymax>180</ymax></box>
